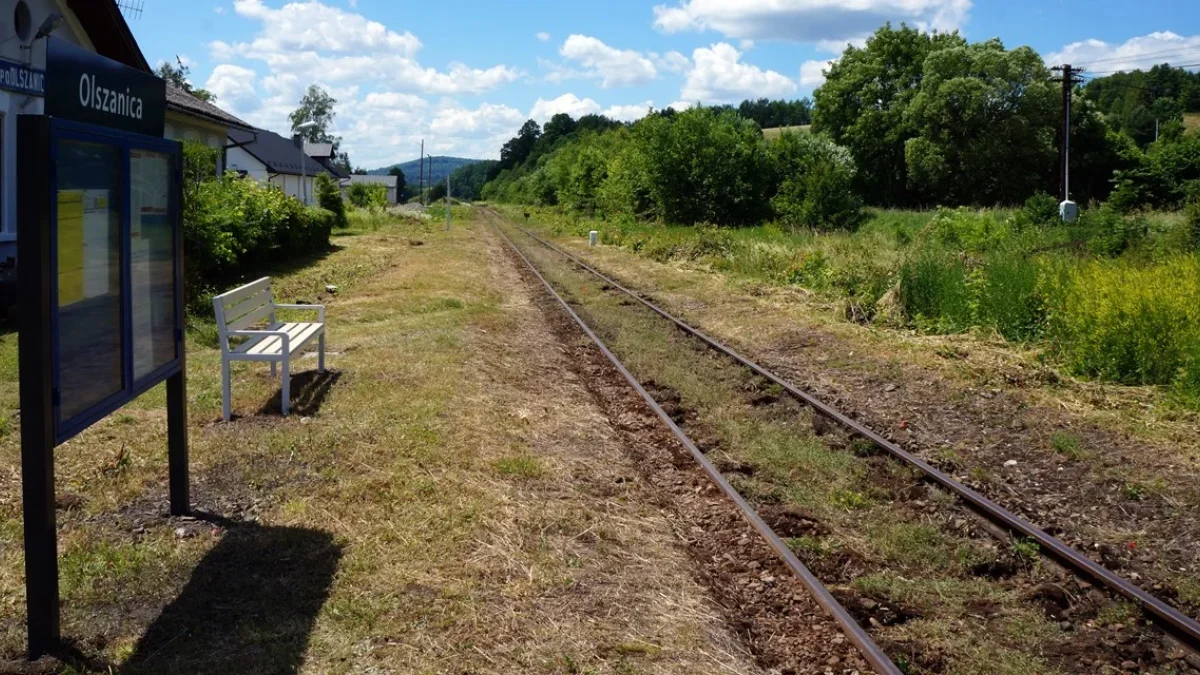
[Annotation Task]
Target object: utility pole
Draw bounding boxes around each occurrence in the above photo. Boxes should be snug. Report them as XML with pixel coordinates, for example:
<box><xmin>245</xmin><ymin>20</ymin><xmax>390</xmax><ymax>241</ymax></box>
<box><xmin>446</xmin><ymin>172</ymin><xmax>452</xmax><ymax>231</ymax></box>
<box><xmin>1051</xmin><ymin>64</ymin><xmax>1084</xmax><ymax>221</ymax></box>
<box><xmin>418</xmin><ymin>140</ymin><xmax>424</xmax><ymax>206</ymax></box>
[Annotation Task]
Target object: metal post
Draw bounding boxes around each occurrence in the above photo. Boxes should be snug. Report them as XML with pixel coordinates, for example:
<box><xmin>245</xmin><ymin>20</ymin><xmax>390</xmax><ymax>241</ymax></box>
<box><xmin>17</xmin><ymin>115</ymin><xmax>59</xmax><ymax>659</ymax></box>
<box><xmin>446</xmin><ymin>173</ymin><xmax>451</xmax><ymax>231</ymax></box>
<box><xmin>1064</xmin><ymin>65</ymin><xmax>1072</xmax><ymax>202</ymax></box>
<box><xmin>419</xmin><ymin>140</ymin><xmax>424</xmax><ymax>206</ymax></box>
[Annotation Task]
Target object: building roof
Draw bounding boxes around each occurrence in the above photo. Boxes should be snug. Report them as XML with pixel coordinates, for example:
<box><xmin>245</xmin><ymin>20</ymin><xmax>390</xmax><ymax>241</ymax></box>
<box><xmin>68</xmin><ymin>0</ymin><xmax>150</xmax><ymax>71</ymax></box>
<box><xmin>166</xmin><ymin>85</ymin><xmax>254</xmax><ymax>131</ymax></box>
<box><xmin>348</xmin><ymin>175</ymin><xmax>398</xmax><ymax>187</ymax></box>
<box><xmin>228</xmin><ymin>127</ymin><xmax>332</xmax><ymax>177</ymax></box>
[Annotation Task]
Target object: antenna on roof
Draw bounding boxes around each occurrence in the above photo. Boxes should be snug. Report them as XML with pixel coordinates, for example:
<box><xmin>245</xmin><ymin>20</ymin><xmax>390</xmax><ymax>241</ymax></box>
<box><xmin>116</xmin><ymin>0</ymin><xmax>144</xmax><ymax>20</ymax></box>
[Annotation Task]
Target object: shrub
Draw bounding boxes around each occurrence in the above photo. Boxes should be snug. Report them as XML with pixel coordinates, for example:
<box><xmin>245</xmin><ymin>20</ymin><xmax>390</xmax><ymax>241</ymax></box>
<box><xmin>348</xmin><ymin>182</ymin><xmax>388</xmax><ymax>209</ymax></box>
<box><xmin>1041</xmin><ymin>254</ymin><xmax>1200</xmax><ymax>392</ymax></box>
<box><xmin>920</xmin><ymin>207</ymin><xmax>1014</xmax><ymax>253</ymax></box>
<box><xmin>1012</xmin><ymin>192</ymin><xmax>1060</xmax><ymax>231</ymax></box>
<box><xmin>1187</xmin><ymin>198</ymin><xmax>1200</xmax><ymax>251</ymax></box>
<box><xmin>316</xmin><ymin>173</ymin><xmax>348</xmax><ymax>229</ymax></box>
<box><xmin>183</xmin><ymin>171</ymin><xmax>333</xmax><ymax>309</ymax></box>
<box><xmin>770</xmin><ymin>131</ymin><xmax>863</xmax><ymax>231</ymax></box>
<box><xmin>970</xmin><ymin>254</ymin><xmax>1044</xmax><ymax>341</ymax></box>
<box><xmin>1080</xmin><ymin>205</ymin><xmax>1146</xmax><ymax>257</ymax></box>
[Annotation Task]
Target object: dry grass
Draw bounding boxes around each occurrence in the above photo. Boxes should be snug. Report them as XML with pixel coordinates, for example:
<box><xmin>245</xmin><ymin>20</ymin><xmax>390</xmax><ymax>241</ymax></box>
<box><xmin>1184</xmin><ymin>113</ymin><xmax>1200</xmax><ymax>131</ymax></box>
<box><xmin>0</xmin><ymin>210</ymin><xmax>757</xmax><ymax>673</ymax></box>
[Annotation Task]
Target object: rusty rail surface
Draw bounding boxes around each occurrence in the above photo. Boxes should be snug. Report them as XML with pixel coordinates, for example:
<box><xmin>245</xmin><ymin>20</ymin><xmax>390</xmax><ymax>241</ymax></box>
<box><xmin>486</xmin><ymin>210</ymin><xmax>905</xmax><ymax>675</ymax></box>
<box><xmin>487</xmin><ymin>208</ymin><xmax>1200</xmax><ymax>651</ymax></box>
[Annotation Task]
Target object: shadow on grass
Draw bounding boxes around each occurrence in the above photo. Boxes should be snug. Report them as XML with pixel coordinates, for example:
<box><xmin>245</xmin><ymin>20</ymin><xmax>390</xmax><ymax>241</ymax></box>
<box><xmin>257</xmin><ymin>369</ymin><xmax>343</xmax><ymax>418</ymax></box>
<box><xmin>119</xmin><ymin>521</ymin><xmax>341</xmax><ymax>675</ymax></box>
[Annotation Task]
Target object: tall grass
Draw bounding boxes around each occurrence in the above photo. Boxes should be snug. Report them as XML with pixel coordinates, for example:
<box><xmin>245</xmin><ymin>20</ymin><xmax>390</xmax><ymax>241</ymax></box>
<box><xmin>508</xmin><ymin>202</ymin><xmax>1200</xmax><ymax>401</ymax></box>
<box><xmin>1042</xmin><ymin>255</ymin><xmax>1200</xmax><ymax>395</ymax></box>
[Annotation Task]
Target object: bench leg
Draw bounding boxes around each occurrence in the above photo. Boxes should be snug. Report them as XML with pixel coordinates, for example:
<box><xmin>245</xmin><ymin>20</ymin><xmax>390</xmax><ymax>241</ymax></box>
<box><xmin>222</xmin><ymin>359</ymin><xmax>232</xmax><ymax>422</ymax></box>
<box><xmin>281</xmin><ymin>357</ymin><xmax>290</xmax><ymax>417</ymax></box>
<box><xmin>319</xmin><ymin>333</ymin><xmax>326</xmax><ymax>373</ymax></box>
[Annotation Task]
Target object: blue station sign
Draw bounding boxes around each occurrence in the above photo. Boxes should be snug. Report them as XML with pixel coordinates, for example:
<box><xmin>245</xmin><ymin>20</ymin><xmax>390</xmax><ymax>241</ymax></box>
<box><xmin>0</xmin><ymin>57</ymin><xmax>45</xmax><ymax>96</ymax></box>
<box><xmin>44</xmin><ymin>37</ymin><xmax>165</xmax><ymax>137</ymax></box>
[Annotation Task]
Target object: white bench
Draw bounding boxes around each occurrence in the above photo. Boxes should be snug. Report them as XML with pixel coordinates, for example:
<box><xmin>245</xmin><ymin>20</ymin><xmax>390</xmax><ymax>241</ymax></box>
<box><xmin>213</xmin><ymin>277</ymin><xmax>326</xmax><ymax>421</ymax></box>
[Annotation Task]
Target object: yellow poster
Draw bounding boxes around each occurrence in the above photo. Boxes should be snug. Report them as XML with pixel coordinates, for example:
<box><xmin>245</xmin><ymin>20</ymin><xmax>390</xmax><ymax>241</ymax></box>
<box><xmin>57</xmin><ymin>190</ymin><xmax>84</xmax><ymax>306</ymax></box>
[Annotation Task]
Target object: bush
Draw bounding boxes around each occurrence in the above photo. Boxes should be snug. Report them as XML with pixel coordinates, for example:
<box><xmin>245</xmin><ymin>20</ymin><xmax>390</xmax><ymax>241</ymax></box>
<box><xmin>183</xmin><ymin>170</ymin><xmax>333</xmax><ymax>309</ymax></box>
<box><xmin>1012</xmin><ymin>192</ymin><xmax>1060</xmax><ymax>231</ymax></box>
<box><xmin>1187</xmin><ymin>198</ymin><xmax>1200</xmax><ymax>251</ymax></box>
<box><xmin>348</xmin><ymin>182</ymin><xmax>388</xmax><ymax>209</ymax></box>
<box><xmin>1042</xmin><ymin>255</ymin><xmax>1200</xmax><ymax>393</ymax></box>
<box><xmin>1080</xmin><ymin>205</ymin><xmax>1147</xmax><ymax>257</ymax></box>
<box><xmin>770</xmin><ymin>131</ymin><xmax>863</xmax><ymax>231</ymax></box>
<box><xmin>316</xmin><ymin>173</ymin><xmax>348</xmax><ymax>229</ymax></box>
<box><xmin>900</xmin><ymin>252</ymin><xmax>972</xmax><ymax>332</ymax></box>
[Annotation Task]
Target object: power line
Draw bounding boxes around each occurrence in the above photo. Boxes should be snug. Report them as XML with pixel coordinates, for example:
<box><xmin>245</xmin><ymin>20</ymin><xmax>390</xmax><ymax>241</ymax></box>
<box><xmin>1074</xmin><ymin>47</ymin><xmax>1200</xmax><ymax>68</ymax></box>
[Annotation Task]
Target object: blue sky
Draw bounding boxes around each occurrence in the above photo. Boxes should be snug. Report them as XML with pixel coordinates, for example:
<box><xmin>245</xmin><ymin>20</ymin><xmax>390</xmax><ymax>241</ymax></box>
<box><xmin>129</xmin><ymin>0</ymin><xmax>1200</xmax><ymax>169</ymax></box>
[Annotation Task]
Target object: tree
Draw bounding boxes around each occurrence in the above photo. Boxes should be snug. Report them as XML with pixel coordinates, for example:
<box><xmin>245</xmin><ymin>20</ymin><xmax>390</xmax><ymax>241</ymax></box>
<box><xmin>903</xmin><ymin>39</ymin><xmax>1058</xmax><ymax>205</ymax></box>
<box><xmin>290</xmin><ymin>85</ymin><xmax>338</xmax><ymax>141</ymax></box>
<box><xmin>156</xmin><ymin>57</ymin><xmax>216</xmax><ymax>102</ymax></box>
<box><xmin>290</xmin><ymin>85</ymin><xmax>352</xmax><ymax>173</ymax></box>
<box><xmin>387</xmin><ymin>166</ymin><xmax>408</xmax><ymax>197</ymax></box>
<box><xmin>813</xmin><ymin>23</ymin><xmax>967</xmax><ymax>206</ymax></box>
<box><xmin>769</xmin><ymin>131</ymin><xmax>862</xmax><ymax>230</ymax></box>
<box><xmin>352</xmin><ymin>167</ymin><xmax>368</xmax><ymax>175</ymax></box>
<box><xmin>499</xmin><ymin>120</ymin><xmax>542</xmax><ymax>171</ymax></box>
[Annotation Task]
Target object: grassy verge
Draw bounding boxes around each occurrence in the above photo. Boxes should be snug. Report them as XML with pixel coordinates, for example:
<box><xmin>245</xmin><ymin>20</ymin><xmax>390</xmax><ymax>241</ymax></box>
<box><xmin>0</xmin><ymin>208</ymin><xmax>754</xmax><ymax>673</ymax></box>
<box><xmin>505</xmin><ymin>221</ymin><xmax>1186</xmax><ymax>675</ymax></box>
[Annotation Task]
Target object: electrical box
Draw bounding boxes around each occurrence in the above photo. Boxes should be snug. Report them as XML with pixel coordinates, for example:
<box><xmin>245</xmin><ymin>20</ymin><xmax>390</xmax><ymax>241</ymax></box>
<box><xmin>1059</xmin><ymin>200</ymin><xmax>1079</xmax><ymax>223</ymax></box>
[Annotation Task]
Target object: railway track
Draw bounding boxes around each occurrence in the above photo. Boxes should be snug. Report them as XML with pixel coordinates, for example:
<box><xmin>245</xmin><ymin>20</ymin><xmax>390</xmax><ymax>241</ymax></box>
<box><xmin>483</xmin><ymin>207</ymin><xmax>1200</xmax><ymax>672</ymax></box>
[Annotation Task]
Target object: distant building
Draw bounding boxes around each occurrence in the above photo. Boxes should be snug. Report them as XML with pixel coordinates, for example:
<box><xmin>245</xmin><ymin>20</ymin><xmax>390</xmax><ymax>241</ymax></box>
<box><xmin>344</xmin><ymin>174</ymin><xmax>399</xmax><ymax>204</ymax></box>
<box><xmin>227</xmin><ymin>127</ymin><xmax>333</xmax><ymax>205</ymax></box>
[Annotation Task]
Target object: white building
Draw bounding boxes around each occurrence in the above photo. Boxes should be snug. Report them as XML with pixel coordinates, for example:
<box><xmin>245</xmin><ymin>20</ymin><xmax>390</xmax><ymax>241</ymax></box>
<box><xmin>227</xmin><ymin>127</ymin><xmax>333</xmax><ymax>205</ymax></box>
<box><xmin>0</xmin><ymin>0</ymin><xmax>150</xmax><ymax>262</ymax></box>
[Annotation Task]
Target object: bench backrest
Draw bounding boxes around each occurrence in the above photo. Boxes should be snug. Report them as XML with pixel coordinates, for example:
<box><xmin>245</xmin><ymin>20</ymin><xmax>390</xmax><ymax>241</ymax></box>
<box><xmin>213</xmin><ymin>277</ymin><xmax>276</xmax><ymax>352</ymax></box>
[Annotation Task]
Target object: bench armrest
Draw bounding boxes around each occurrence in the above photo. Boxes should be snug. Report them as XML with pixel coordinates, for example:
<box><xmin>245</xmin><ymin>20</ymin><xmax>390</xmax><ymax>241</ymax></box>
<box><xmin>228</xmin><ymin>329</ymin><xmax>290</xmax><ymax>354</ymax></box>
<box><xmin>274</xmin><ymin>304</ymin><xmax>326</xmax><ymax>322</ymax></box>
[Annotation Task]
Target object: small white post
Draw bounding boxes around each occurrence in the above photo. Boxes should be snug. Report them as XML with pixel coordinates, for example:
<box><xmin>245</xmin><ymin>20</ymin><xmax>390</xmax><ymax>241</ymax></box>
<box><xmin>589</xmin><ymin>230</ymin><xmax>598</xmax><ymax>247</ymax></box>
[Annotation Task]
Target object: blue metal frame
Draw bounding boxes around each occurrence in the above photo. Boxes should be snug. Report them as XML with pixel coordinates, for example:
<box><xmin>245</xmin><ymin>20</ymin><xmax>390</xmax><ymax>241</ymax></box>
<box><xmin>47</xmin><ymin>117</ymin><xmax>183</xmax><ymax>445</ymax></box>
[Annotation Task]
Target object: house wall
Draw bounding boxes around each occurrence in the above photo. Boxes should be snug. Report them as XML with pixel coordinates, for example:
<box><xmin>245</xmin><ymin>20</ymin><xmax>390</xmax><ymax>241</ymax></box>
<box><xmin>164</xmin><ymin>112</ymin><xmax>227</xmax><ymax>174</ymax></box>
<box><xmin>0</xmin><ymin>0</ymin><xmax>94</xmax><ymax>261</ymax></box>
<box><xmin>226</xmin><ymin>146</ymin><xmax>270</xmax><ymax>182</ymax></box>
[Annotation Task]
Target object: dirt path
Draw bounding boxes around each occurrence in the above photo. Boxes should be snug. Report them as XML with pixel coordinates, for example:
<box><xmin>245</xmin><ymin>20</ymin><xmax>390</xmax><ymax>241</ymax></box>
<box><xmin>522</xmin><ymin>221</ymin><xmax>1200</xmax><ymax>624</ymax></box>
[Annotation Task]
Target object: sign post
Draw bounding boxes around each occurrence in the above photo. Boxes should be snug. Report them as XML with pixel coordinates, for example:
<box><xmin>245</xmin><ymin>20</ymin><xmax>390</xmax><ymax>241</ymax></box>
<box><xmin>17</xmin><ymin>38</ymin><xmax>185</xmax><ymax>660</ymax></box>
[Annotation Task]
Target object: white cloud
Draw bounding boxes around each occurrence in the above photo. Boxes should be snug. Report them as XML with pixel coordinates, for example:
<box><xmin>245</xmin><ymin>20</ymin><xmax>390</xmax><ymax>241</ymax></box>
<box><xmin>603</xmin><ymin>101</ymin><xmax>655</xmax><ymax>122</ymax></box>
<box><xmin>667</xmin><ymin>100</ymin><xmax>696</xmax><ymax>111</ymax></box>
<box><xmin>652</xmin><ymin>50</ymin><xmax>691</xmax><ymax>73</ymax></box>
<box><xmin>204</xmin><ymin>64</ymin><xmax>260</xmax><ymax>110</ymax></box>
<box><xmin>530</xmin><ymin>94</ymin><xmax>602</xmax><ymax>122</ymax></box>
<box><xmin>681</xmin><ymin>42</ymin><xmax>797</xmax><ymax>103</ymax></box>
<box><xmin>800</xmin><ymin>59</ymin><xmax>835</xmax><ymax>88</ymax></box>
<box><xmin>1045</xmin><ymin>31</ymin><xmax>1200</xmax><ymax>73</ymax></box>
<box><xmin>740</xmin><ymin>39</ymin><xmax>755</xmax><ymax>50</ymax></box>
<box><xmin>203</xmin><ymin>0</ymin><xmax>523</xmax><ymax>167</ymax></box>
<box><xmin>214</xmin><ymin>5</ymin><xmax>226</xmax><ymax>14</ymax></box>
<box><xmin>652</xmin><ymin>0</ymin><xmax>971</xmax><ymax>43</ymax></box>
<box><xmin>559</xmin><ymin>34</ymin><xmax>658</xmax><ymax>87</ymax></box>
<box><xmin>537</xmin><ymin>31</ymin><xmax>551</xmax><ymax>42</ymax></box>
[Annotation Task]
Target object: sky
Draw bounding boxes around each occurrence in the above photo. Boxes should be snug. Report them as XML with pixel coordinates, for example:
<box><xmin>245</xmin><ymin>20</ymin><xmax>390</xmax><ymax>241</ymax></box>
<box><xmin>128</xmin><ymin>0</ymin><xmax>1200</xmax><ymax>170</ymax></box>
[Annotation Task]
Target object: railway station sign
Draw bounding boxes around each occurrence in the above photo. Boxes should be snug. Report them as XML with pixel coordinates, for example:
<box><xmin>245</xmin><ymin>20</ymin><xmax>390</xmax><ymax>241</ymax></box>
<box><xmin>0</xmin><ymin>57</ymin><xmax>44</xmax><ymax>96</ymax></box>
<box><xmin>17</xmin><ymin>43</ymin><xmax>187</xmax><ymax>660</ymax></box>
<box><xmin>44</xmin><ymin>37</ymin><xmax>165</xmax><ymax>137</ymax></box>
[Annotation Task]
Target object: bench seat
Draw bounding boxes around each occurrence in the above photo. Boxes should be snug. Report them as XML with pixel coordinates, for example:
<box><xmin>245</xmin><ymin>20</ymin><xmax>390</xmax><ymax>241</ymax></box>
<box><xmin>213</xmin><ymin>278</ymin><xmax>327</xmax><ymax>421</ymax></box>
<box><xmin>233</xmin><ymin>322</ymin><xmax>326</xmax><ymax>359</ymax></box>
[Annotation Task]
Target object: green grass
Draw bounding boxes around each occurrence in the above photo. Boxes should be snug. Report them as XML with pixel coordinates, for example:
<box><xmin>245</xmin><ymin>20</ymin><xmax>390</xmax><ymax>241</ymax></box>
<box><xmin>761</xmin><ymin>125</ymin><xmax>811</xmax><ymax>140</ymax></box>
<box><xmin>1048</xmin><ymin>432</ymin><xmax>1086</xmax><ymax>460</ymax></box>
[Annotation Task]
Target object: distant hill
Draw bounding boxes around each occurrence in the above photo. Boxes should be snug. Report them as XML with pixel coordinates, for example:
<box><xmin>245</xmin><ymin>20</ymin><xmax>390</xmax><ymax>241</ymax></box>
<box><xmin>369</xmin><ymin>156</ymin><xmax>482</xmax><ymax>187</ymax></box>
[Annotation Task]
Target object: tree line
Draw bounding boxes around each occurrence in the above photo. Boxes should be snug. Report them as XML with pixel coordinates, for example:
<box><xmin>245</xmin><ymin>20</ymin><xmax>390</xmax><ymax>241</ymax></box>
<box><xmin>482</xmin><ymin>23</ymin><xmax>1200</xmax><ymax>225</ymax></box>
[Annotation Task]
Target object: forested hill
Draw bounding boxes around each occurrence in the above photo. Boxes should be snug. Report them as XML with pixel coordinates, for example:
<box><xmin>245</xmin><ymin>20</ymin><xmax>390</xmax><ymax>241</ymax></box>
<box><xmin>369</xmin><ymin>156</ymin><xmax>481</xmax><ymax>186</ymax></box>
